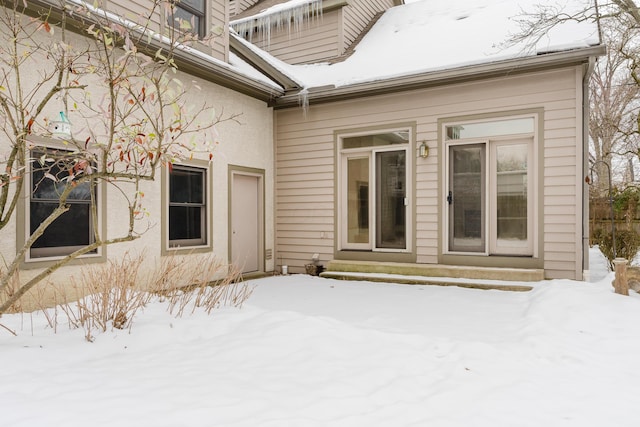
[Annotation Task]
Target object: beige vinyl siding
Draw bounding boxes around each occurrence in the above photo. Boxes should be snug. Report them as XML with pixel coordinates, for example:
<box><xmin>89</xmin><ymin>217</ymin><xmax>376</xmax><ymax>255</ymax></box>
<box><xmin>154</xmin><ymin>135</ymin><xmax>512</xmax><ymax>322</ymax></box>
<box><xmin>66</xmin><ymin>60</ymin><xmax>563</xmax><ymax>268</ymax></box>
<box><xmin>275</xmin><ymin>67</ymin><xmax>584</xmax><ymax>279</ymax></box>
<box><xmin>107</xmin><ymin>0</ymin><xmax>163</xmax><ymax>31</ymax></box>
<box><xmin>230</xmin><ymin>0</ymin><xmax>261</xmax><ymax>16</ymax></box>
<box><xmin>248</xmin><ymin>9</ymin><xmax>342</xmax><ymax>64</ymax></box>
<box><xmin>210</xmin><ymin>0</ymin><xmax>227</xmax><ymax>61</ymax></box>
<box><xmin>106</xmin><ymin>0</ymin><xmax>227</xmax><ymax>62</ymax></box>
<box><xmin>342</xmin><ymin>0</ymin><xmax>395</xmax><ymax>51</ymax></box>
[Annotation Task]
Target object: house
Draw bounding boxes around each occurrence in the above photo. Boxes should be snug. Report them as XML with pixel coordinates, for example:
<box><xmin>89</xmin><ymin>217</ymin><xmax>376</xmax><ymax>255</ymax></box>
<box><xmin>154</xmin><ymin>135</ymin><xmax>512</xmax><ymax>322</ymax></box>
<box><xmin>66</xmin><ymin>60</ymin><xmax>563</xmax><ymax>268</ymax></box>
<box><xmin>230</xmin><ymin>0</ymin><xmax>603</xmax><ymax>281</ymax></box>
<box><xmin>0</xmin><ymin>0</ymin><xmax>603</xmax><ymax>309</ymax></box>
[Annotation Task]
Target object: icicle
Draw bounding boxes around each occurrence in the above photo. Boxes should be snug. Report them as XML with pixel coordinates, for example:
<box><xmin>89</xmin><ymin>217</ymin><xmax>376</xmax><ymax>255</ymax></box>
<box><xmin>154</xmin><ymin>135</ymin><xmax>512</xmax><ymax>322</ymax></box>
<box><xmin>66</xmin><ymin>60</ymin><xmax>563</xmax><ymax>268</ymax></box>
<box><xmin>298</xmin><ymin>88</ymin><xmax>309</xmax><ymax>117</ymax></box>
<box><xmin>231</xmin><ymin>0</ymin><xmax>323</xmax><ymax>47</ymax></box>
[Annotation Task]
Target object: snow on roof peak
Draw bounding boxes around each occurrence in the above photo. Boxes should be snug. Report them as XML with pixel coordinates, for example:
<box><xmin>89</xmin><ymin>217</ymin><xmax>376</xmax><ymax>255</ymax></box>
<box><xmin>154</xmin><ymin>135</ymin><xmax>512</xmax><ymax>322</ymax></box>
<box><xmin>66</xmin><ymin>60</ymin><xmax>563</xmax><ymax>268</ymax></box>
<box><xmin>270</xmin><ymin>0</ymin><xmax>600</xmax><ymax>89</ymax></box>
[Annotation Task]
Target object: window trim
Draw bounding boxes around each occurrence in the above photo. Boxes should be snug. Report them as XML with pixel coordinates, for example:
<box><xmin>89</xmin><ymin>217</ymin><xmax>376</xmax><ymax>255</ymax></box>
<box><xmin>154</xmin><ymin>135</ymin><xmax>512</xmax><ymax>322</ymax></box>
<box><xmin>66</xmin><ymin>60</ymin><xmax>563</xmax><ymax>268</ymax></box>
<box><xmin>162</xmin><ymin>160</ymin><xmax>213</xmax><ymax>255</ymax></box>
<box><xmin>17</xmin><ymin>137</ymin><xmax>106</xmax><ymax>268</ymax></box>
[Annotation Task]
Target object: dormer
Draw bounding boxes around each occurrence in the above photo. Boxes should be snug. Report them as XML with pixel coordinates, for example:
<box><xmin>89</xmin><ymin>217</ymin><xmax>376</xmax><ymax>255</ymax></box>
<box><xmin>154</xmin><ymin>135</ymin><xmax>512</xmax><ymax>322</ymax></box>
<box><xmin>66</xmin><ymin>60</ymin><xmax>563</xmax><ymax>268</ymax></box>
<box><xmin>231</xmin><ymin>0</ymin><xmax>402</xmax><ymax>65</ymax></box>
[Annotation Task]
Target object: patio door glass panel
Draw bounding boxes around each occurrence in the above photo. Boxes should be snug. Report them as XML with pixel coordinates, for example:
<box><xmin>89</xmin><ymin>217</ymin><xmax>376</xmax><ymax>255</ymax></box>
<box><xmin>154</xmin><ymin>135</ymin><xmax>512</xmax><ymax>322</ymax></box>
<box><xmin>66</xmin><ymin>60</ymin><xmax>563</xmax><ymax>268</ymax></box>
<box><xmin>376</xmin><ymin>150</ymin><xmax>406</xmax><ymax>249</ymax></box>
<box><xmin>346</xmin><ymin>156</ymin><xmax>370</xmax><ymax>246</ymax></box>
<box><xmin>449</xmin><ymin>144</ymin><xmax>485</xmax><ymax>253</ymax></box>
<box><xmin>493</xmin><ymin>141</ymin><xmax>531</xmax><ymax>254</ymax></box>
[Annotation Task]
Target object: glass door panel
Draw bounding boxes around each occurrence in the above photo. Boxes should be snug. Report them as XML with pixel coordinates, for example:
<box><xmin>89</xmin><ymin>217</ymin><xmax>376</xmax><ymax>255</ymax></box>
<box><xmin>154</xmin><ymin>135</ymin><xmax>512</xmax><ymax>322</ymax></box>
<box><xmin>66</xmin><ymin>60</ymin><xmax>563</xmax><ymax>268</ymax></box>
<box><xmin>346</xmin><ymin>156</ymin><xmax>370</xmax><ymax>246</ymax></box>
<box><xmin>449</xmin><ymin>144</ymin><xmax>485</xmax><ymax>252</ymax></box>
<box><xmin>376</xmin><ymin>151</ymin><xmax>406</xmax><ymax>249</ymax></box>
<box><xmin>493</xmin><ymin>142</ymin><xmax>531</xmax><ymax>254</ymax></box>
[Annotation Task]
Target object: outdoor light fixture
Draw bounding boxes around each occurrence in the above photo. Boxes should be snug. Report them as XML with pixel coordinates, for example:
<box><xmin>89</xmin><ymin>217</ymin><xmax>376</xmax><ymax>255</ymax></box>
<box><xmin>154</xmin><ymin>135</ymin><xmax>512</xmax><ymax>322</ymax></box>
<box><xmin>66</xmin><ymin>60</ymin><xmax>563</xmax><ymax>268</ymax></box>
<box><xmin>419</xmin><ymin>141</ymin><xmax>429</xmax><ymax>158</ymax></box>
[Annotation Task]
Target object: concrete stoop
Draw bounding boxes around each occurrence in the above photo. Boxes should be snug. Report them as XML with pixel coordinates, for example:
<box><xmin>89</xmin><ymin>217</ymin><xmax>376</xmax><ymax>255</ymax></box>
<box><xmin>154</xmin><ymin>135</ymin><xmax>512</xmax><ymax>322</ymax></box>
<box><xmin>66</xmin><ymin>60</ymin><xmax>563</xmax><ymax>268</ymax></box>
<box><xmin>319</xmin><ymin>260</ymin><xmax>544</xmax><ymax>292</ymax></box>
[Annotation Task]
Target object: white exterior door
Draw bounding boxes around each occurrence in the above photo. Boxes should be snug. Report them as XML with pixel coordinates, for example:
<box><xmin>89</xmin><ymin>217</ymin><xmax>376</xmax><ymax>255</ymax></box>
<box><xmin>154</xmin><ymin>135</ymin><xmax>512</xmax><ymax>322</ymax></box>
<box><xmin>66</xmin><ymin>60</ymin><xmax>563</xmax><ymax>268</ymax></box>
<box><xmin>446</xmin><ymin>138</ymin><xmax>533</xmax><ymax>256</ymax></box>
<box><xmin>231</xmin><ymin>172</ymin><xmax>261</xmax><ymax>273</ymax></box>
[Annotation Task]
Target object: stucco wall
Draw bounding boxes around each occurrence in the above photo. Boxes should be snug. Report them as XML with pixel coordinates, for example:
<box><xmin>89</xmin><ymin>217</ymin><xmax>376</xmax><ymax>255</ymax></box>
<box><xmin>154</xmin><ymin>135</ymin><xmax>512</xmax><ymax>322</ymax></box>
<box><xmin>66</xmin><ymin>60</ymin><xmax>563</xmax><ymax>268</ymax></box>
<box><xmin>0</xmin><ymin>8</ymin><xmax>274</xmax><ymax>309</ymax></box>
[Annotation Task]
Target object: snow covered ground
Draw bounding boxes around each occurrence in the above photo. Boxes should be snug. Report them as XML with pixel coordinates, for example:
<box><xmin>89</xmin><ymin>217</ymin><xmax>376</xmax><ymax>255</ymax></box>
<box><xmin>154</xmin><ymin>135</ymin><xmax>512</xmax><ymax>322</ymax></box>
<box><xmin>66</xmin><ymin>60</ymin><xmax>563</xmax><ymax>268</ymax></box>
<box><xmin>2</xmin><ymin>247</ymin><xmax>640</xmax><ymax>426</ymax></box>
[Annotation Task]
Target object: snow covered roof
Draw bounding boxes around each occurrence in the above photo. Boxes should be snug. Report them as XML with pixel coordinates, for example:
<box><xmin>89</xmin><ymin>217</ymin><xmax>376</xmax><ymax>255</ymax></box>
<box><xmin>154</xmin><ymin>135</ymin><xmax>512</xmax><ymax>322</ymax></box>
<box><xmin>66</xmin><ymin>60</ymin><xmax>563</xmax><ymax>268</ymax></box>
<box><xmin>235</xmin><ymin>0</ymin><xmax>602</xmax><ymax>104</ymax></box>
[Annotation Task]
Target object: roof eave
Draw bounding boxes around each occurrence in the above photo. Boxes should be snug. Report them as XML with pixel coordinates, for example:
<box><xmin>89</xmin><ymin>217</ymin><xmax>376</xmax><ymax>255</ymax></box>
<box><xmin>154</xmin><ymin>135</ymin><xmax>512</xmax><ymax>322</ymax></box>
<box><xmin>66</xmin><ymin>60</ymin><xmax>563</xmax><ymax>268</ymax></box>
<box><xmin>273</xmin><ymin>44</ymin><xmax>607</xmax><ymax>109</ymax></box>
<box><xmin>229</xmin><ymin>32</ymin><xmax>302</xmax><ymax>93</ymax></box>
<box><xmin>158</xmin><ymin>43</ymin><xmax>285</xmax><ymax>103</ymax></box>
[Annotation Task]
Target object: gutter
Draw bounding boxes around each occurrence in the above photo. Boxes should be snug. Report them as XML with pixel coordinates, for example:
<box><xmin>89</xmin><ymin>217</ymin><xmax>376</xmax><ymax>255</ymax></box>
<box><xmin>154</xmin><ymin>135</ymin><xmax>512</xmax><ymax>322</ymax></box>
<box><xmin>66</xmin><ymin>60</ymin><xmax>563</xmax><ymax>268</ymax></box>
<box><xmin>273</xmin><ymin>44</ymin><xmax>607</xmax><ymax>109</ymax></box>
<box><xmin>582</xmin><ymin>55</ymin><xmax>598</xmax><ymax>280</ymax></box>
<box><xmin>16</xmin><ymin>0</ymin><xmax>284</xmax><ymax>103</ymax></box>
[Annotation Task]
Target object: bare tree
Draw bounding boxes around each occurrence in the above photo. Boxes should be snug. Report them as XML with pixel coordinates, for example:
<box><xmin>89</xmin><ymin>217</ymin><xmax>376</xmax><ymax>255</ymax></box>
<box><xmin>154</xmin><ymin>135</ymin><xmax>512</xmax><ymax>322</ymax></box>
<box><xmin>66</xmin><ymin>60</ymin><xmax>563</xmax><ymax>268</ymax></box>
<box><xmin>590</xmin><ymin>19</ymin><xmax>640</xmax><ymax>191</ymax></box>
<box><xmin>0</xmin><ymin>0</ymin><xmax>238</xmax><ymax>314</ymax></box>
<box><xmin>509</xmin><ymin>1</ymin><xmax>640</xmax><ymax>188</ymax></box>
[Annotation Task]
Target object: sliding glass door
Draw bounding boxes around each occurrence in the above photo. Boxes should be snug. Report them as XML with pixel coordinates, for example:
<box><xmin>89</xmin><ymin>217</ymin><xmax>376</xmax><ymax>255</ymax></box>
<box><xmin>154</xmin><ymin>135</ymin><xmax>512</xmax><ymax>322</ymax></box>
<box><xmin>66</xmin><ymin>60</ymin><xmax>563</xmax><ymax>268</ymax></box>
<box><xmin>340</xmin><ymin>130</ymin><xmax>410</xmax><ymax>252</ymax></box>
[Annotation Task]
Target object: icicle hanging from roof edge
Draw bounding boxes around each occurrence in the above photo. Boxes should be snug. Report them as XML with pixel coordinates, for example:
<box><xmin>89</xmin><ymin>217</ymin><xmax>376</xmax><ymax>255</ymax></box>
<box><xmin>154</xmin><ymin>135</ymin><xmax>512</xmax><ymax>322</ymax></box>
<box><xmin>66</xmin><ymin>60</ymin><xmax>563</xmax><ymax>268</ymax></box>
<box><xmin>231</xmin><ymin>0</ymin><xmax>323</xmax><ymax>48</ymax></box>
<box><xmin>298</xmin><ymin>89</ymin><xmax>309</xmax><ymax>117</ymax></box>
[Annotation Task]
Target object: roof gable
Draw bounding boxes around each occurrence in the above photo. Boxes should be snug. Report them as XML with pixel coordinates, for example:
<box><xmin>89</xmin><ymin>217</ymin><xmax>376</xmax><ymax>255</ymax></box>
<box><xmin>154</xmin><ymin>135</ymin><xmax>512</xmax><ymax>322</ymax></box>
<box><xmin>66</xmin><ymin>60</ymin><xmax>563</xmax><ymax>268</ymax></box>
<box><xmin>236</xmin><ymin>0</ymin><xmax>602</xmax><ymax>105</ymax></box>
<box><xmin>230</xmin><ymin>0</ymin><xmax>397</xmax><ymax>64</ymax></box>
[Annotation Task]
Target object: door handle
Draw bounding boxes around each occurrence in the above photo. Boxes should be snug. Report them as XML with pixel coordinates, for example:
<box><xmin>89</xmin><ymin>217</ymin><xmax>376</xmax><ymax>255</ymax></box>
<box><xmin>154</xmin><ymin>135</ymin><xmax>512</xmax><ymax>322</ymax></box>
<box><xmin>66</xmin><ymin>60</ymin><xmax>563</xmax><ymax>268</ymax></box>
<box><xmin>447</xmin><ymin>191</ymin><xmax>453</xmax><ymax>205</ymax></box>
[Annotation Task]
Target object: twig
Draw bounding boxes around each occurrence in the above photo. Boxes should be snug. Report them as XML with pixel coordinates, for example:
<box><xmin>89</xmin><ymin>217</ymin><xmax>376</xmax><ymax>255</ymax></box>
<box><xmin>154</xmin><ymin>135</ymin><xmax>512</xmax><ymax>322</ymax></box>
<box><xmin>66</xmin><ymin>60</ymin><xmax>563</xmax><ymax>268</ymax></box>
<box><xmin>0</xmin><ymin>322</ymin><xmax>17</xmax><ymax>336</ymax></box>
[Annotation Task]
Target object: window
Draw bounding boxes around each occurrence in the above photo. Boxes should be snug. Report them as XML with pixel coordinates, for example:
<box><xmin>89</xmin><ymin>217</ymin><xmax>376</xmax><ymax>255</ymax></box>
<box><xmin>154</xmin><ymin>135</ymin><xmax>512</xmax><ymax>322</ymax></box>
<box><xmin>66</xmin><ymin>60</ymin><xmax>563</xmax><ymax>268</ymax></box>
<box><xmin>29</xmin><ymin>148</ymin><xmax>96</xmax><ymax>259</ymax></box>
<box><xmin>168</xmin><ymin>164</ymin><xmax>207</xmax><ymax>248</ymax></box>
<box><xmin>339</xmin><ymin>129</ymin><xmax>411</xmax><ymax>252</ymax></box>
<box><xmin>167</xmin><ymin>0</ymin><xmax>206</xmax><ymax>38</ymax></box>
<box><xmin>444</xmin><ymin>116</ymin><xmax>536</xmax><ymax>256</ymax></box>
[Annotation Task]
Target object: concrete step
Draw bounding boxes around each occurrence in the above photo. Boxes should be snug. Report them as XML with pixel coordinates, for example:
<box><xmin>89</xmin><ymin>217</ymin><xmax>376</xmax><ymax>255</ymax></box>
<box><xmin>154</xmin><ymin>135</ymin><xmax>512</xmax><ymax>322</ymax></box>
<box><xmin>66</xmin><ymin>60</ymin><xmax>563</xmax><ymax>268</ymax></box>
<box><xmin>319</xmin><ymin>260</ymin><xmax>544</xmax><ymax>292</ymax></box>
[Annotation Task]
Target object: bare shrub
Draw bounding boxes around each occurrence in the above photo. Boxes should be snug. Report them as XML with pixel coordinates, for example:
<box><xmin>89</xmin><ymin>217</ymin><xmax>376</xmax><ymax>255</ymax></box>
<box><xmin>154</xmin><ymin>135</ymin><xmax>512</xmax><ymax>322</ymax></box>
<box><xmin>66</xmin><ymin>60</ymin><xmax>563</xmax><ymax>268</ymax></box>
<box><xmin>0</xmin><ymin>252</ymin><xmax>253</xmax><ymax>339</ymax></box>
<box><xmin>59</xmin><ymin>253</ymin><xmax>151</xmax><ymax>341</ymax></box>
<box><xmin>28</xmin><ymin>252</ymin><xmax>254</xmax><ymax>341</ymax></box>
<box><xmin>150</xmin><ymin>256</ymin><xmax>252</xmax><ymax>317</ymax></box>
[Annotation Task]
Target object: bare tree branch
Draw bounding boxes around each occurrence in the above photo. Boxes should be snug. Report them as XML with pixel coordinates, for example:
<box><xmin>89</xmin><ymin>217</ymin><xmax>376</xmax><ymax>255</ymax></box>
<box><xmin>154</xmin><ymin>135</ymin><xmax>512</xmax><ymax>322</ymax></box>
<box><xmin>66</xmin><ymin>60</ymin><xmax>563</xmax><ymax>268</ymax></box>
<box><xmin>0</xmin><ymin>0</ymin><xmax>238</xmax><ymax>314</ymax></box>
